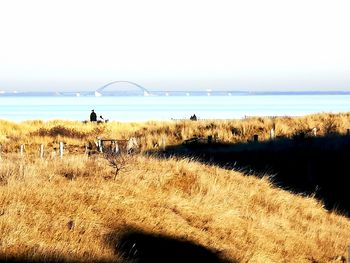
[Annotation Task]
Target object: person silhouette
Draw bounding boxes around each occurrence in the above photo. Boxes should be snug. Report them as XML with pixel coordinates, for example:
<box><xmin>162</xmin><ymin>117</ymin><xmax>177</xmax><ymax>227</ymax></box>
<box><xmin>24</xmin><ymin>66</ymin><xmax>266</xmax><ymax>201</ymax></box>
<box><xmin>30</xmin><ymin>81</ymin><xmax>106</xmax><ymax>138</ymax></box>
<box><xmin>190</xmin><ymin>114</ymin><xmax>197</xmax><ymax>121</ymax></box>
<box><xmin>90</xmin><ymin>110</ymin><xmax>97</xmax><ymax>122</ymax></box>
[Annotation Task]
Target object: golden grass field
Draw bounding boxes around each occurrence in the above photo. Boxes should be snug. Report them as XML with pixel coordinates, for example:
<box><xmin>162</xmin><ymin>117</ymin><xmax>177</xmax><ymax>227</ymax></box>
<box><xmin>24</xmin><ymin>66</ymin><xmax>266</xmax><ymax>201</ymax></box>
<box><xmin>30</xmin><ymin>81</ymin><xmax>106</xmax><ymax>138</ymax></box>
<box><xmin>1</xmin><ymin>113</ymin><xmax>350</xmax><ymax>262</ymax></box>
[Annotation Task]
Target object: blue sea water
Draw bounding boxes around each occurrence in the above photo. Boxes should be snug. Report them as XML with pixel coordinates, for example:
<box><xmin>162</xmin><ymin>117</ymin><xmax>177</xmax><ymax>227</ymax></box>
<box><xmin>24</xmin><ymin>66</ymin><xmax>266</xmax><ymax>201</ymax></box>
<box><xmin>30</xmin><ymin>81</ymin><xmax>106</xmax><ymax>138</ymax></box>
<box><xmin>0</xmin><ymin>95</ymin><xmax>349</xmax><ymax>122</ymax></box>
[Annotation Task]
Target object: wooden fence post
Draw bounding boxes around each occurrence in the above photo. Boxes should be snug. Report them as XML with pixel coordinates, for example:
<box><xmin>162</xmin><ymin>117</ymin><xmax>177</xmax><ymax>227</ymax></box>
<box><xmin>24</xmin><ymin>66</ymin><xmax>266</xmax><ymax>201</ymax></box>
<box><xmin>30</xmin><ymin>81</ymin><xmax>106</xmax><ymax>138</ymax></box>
<box><xmin>97</xmin><ymin>139</ymin><xmax>103</xmax><ymax>153</ymax></box>
<box><xmin>20</xmin><ymin>144</ymin><xmax>25</xmax><ymax>156</ymax></box>
<box><xmin>253</xmin><ymin>134</ymin><xmax>259</xmax><ymax>142</ymax></box>
<box><xmin>270</xmin><ymin>129</ymin><xmax>275</xmax><ymax>140</ymax></box>
<box><xmin>40</xmin><ymin>144</ymin><xmax>44</xmax><ymax>159</ymax></box>
<box><xmin>114</xmin><ymin>141</ymin><xmax>119</xmax><ymax>154</ymax></box>
<box><xmin>59</xmin><ymin>142</ymin><xmax>64</xmax><ymax>158</ymax></box>
<box><xmin>161</xmin><ymin>136</ymin><xmax>166</xmax><ymax>151</ymax></box>
<box><xmin>312</xmin><ymin>127</ymin><xmax>317</xmax><ymax>137</ymax></box>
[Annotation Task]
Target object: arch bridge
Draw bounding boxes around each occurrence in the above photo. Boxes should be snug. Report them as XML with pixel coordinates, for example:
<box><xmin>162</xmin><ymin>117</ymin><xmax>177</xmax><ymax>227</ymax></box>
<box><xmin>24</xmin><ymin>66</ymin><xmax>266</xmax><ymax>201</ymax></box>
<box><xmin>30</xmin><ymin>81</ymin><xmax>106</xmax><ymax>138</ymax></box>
<box><xmin>96</xmin><ymin>81</ymin><xmax>150</xmax><ymax>96</ymax></box>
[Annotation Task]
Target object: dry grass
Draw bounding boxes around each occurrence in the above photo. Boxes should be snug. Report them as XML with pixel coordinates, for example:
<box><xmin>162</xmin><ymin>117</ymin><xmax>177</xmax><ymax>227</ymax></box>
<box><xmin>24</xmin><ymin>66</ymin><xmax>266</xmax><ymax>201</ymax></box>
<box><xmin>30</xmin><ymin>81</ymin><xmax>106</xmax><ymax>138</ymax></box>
<box><xmin>1</xmin><ymin>112</ymin><xmax>350</xmax><ymax>154</ymax></box>
<box><xmin>1</xmin><ymin>113</ymin><xmax>350</xmax><ymax>262</ymax></box>
<box><xmin>1</xmin><ymin>155</ymin><xmax>349</xmax><ymax>262</ymax></box>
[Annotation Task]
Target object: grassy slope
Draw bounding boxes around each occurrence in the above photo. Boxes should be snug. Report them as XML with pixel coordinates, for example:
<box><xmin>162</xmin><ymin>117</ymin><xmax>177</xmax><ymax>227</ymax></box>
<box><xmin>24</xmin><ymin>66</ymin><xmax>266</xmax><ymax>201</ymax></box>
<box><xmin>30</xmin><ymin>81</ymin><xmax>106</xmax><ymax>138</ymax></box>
<box><xmin>1</xmin><ymin>156</ymin><xmax>349</xmax><ymax>262</ymax></box>
<box><xmin>1</xmin><ymin>113</ymin><xmax>350</xmax><ymax>262</ymax></box>
<box><xmin>1</xmin><ymin>112</ymin><xmax>350</xmax><ymax>153</ymax></box>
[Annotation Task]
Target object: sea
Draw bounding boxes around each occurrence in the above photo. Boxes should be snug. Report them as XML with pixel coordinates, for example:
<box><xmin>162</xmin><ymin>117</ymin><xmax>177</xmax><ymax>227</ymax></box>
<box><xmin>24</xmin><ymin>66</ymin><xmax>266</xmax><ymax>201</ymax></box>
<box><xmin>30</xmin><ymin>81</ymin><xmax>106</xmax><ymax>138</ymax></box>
<box><xmin>0</xmin><ymin>94</ymin><xmax>349</xmax><ymax>122</ymax></box>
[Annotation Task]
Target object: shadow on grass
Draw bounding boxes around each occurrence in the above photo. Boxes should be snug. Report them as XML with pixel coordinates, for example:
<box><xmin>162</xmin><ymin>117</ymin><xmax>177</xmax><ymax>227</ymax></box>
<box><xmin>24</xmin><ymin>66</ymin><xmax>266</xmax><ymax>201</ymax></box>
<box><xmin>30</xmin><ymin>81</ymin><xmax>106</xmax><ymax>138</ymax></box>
<box><xmin>106</xmin><ymin>227</ymin><xmax>233</xmax><ymax>263</ymax></box>
<box><xmin>150</xmin><ymin>134</ymin><xmax>350</xmax><ymax>216</ymax></box>
<box><xmin>0</xmin><ymin>253</ymin><xmax>111</xmax><ymax>263</ymax></box>
<box><xmin>0</xmin><ymin>227</ymin><xmax>233</xmax><ymax>263</ymax></box>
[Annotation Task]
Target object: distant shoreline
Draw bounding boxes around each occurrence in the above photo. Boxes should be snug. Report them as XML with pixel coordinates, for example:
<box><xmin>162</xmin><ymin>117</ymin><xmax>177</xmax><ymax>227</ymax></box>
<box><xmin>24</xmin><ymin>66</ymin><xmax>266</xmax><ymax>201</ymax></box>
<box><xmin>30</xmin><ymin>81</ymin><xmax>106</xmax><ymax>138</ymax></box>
<box><xmin>1</xmin><ymin>90</ymin><xmax>350</xmax><ymax>97</ymax></box>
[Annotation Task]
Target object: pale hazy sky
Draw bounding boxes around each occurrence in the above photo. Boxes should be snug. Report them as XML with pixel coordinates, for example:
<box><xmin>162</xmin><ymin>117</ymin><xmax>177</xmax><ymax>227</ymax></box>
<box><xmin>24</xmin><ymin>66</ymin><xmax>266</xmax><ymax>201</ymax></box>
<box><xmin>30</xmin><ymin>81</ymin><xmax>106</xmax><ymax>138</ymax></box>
<box><xmin>0</xmin><ymin>0</ymin><xmax>350</xmax><ymax>92</ymax></box>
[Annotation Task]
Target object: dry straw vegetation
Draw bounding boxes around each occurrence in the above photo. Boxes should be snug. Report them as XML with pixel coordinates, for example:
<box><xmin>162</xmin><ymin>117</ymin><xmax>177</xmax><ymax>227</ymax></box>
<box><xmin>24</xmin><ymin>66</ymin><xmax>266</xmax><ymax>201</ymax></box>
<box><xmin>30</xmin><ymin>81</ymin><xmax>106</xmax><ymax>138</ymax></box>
<box><xmin>1</xmin><ymin>112</ymin><xmax>350</xmax><ymax>262</ymax></box>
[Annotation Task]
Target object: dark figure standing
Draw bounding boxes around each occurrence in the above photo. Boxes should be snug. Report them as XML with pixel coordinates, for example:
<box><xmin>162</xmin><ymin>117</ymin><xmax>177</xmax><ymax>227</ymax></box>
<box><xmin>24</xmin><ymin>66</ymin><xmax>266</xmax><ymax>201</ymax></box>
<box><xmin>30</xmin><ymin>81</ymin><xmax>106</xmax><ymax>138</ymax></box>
<box><xmin>90</xmin><ymin>110</ymin><xmax>97</xmax><ymax>122</ymax></box>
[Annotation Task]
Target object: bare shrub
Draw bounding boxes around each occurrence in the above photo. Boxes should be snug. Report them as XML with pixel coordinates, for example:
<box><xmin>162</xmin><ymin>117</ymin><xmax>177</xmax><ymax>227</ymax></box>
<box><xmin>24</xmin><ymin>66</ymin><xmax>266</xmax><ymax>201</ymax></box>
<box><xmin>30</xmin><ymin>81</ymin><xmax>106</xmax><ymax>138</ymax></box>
<box><xmin>104</xmin><ymin>153</ymin><xmax>128</xmax><ymax>180</ymax></box>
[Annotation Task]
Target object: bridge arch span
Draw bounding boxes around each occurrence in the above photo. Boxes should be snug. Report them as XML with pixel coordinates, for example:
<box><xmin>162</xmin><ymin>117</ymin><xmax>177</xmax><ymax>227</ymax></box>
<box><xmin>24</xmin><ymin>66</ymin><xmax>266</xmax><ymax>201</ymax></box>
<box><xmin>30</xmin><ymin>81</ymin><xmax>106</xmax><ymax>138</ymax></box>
<box><xmin>96</xmin><ymin>81</ymin><xmax>150</xmax><ymax>95</ymax></box>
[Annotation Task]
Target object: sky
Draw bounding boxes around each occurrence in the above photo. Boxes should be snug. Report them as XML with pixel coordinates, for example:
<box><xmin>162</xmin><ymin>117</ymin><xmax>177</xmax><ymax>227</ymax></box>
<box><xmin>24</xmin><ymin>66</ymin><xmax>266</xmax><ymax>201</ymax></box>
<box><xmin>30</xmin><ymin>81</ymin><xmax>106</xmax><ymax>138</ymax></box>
<box><xmin>0</xmin><ymin>0</ymin><xmax>350</xmax><ymax>92</ymax></box>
